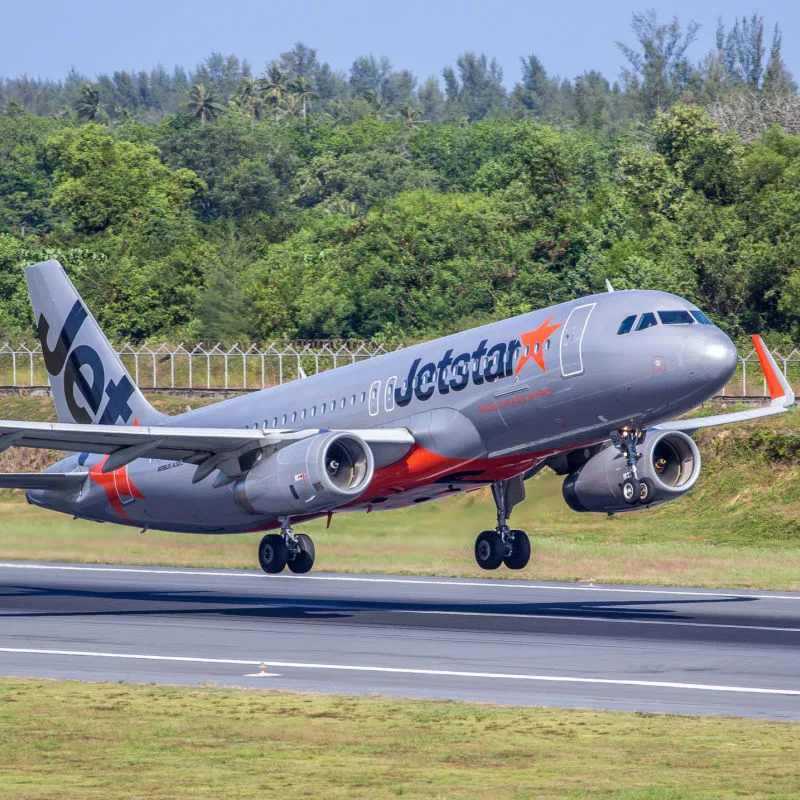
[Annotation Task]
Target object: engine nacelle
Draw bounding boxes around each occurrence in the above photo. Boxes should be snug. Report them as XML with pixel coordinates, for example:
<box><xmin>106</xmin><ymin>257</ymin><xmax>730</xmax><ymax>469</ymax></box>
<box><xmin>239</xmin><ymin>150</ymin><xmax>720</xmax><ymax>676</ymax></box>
<box><xmin>234</xmin><ymin>431</ymin><xmax>374</xmax><ymax>516</ymax></box>
<box><xmin>562</xmin><ymin>430</ymin><xmax>701</xmax><ymax>513</ymax></box>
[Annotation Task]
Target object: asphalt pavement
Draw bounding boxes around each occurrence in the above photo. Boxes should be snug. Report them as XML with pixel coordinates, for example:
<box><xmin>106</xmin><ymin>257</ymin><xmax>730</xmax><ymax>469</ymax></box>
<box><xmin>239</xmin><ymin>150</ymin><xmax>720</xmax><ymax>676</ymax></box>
<box><xmin>1</xmin><ymin>561</ymin><xmax>799</xmax><ymax>719</ymax></box>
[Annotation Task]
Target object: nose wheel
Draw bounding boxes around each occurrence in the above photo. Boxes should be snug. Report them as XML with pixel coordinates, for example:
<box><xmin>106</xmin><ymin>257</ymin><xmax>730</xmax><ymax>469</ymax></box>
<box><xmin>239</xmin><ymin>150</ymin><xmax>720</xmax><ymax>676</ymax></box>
<box><xmin>258</xmin><ymin>519</ymin><xmax>316</xmax><ymax>574</ymax></box>
<box><xmin>611</xmin><ymin>428</ymin><xmax>645</xmax><ymax>505</ymax></box>
<box><xmin>474</xmin><ymin>478</ymin><xmax>531</xmax><ymax>571</ymax></box>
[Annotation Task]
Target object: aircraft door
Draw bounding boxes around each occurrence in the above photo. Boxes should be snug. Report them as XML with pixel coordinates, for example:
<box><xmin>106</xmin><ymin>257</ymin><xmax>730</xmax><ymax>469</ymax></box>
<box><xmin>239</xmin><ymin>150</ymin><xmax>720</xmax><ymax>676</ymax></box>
<box><xmin>559</xmin><ymin>303</ymin><xmax>595</xmax><ymax>378</ymax></box>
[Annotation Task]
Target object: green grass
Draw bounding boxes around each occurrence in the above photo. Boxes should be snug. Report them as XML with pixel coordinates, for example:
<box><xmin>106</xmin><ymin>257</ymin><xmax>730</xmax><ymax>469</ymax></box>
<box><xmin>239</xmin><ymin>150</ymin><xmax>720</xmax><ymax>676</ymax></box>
<box><xmin>1</xmin><ymin>679</ymin><xmax>799</xmax><ymax>799</ymax></box>
<box><xmin>2</xmin><ymin>396</ymin><xmax>800</xmax><ymax>588</ymax></box>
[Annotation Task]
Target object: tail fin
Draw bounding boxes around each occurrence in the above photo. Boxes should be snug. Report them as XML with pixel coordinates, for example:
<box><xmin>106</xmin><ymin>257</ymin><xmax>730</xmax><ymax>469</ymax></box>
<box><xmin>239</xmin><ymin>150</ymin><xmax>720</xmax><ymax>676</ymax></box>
<box><xmin>25</xmin><ymin>260</ymin><xmax>167</xmax><ymax>426</ymax></box>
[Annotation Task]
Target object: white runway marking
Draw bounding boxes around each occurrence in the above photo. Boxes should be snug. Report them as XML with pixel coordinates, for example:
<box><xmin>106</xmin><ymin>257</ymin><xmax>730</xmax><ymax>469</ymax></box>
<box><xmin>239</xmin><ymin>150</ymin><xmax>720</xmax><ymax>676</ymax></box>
<box><xmin>2</xmin><ymin>561</ymin><xmax>800</xmax><ymax>601</ymax></box>
<box><xmin>1</xmin><ymin>646</ymin><xmax>798</xmax><ymax>696</ymax></box>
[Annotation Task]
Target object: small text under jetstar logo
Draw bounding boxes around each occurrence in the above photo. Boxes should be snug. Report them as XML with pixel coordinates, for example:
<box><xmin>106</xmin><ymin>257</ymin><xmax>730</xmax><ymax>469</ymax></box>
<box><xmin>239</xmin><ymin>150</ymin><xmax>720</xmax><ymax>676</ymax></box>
<box><xmin>394</xmin><ymin>315</ymin><xmax>563</xmax><ymax>407</ymax></box>
<box><xmin>38</xmin><ymin>300</ymin><xmax>135</xmax><ymax>424</ymax></box>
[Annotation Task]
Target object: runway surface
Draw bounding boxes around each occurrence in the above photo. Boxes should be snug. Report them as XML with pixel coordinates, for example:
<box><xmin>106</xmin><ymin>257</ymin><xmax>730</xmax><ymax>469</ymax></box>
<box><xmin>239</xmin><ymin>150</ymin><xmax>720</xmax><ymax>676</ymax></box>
<box><xmin>1</xmin><ymin>561</ymin><xmax>799</xmax><ymax>719</ymax></box>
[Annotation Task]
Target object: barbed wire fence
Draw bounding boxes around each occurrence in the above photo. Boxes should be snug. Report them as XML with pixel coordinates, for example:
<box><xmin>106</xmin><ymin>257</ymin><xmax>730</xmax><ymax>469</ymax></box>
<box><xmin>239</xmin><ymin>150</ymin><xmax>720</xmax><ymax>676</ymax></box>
<box><xmin>0</xmin><ymin>341</ymin><xmax>796</xmax><ymax>401</ymax></box>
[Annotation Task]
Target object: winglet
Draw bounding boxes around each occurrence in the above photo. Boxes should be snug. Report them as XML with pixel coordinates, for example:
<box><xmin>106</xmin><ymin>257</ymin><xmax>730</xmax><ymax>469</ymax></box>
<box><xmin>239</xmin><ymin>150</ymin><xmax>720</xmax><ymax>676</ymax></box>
<box><xmin>605</xmin><ymin>279</ymin><xmax>614</xmax><ymax>293</ymax></box>
<box><xmin>752</xmin><ymin>335</ymin><xmax>794</xmax><ymax>407</ymax></box>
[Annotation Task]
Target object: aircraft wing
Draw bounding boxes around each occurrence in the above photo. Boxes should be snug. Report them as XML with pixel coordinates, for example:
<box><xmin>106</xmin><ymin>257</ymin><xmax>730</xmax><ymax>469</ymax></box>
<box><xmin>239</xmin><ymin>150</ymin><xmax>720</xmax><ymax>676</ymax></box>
<box><xmin>655</xmin><ymin>335</ymin><xmax>795</xmax><ymax>433</ymax></box>
<box><xmin>0</xmin><ymin>422</ymin><xmax>415</xmax><ymax>482</ymax></box>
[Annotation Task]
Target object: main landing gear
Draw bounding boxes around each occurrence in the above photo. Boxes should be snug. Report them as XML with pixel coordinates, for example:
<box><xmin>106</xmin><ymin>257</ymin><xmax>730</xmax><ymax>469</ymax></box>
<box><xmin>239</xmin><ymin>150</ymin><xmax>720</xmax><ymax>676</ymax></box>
<box><xmin>610</xmin><ymin>428</ymin><xmax>651</xmax><ymax>504</ymax></box>
<box><xmin>474</xmin><ymin>478</ymin><xmax>531</xmax><ymax>571</ymax></box>
<box><xmin>258</xmin><ymin>518</ymin><xmax>316</xmax><ymax>574</ymax></box>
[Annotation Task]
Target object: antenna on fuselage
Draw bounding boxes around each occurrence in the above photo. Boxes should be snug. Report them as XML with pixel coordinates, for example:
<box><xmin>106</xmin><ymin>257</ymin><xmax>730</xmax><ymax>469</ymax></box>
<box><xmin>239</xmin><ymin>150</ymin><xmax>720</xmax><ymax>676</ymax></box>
<box><xmin>605</xmin><ymin>279</ymin><xmax>615</xmax><ymax>293</ymax></box>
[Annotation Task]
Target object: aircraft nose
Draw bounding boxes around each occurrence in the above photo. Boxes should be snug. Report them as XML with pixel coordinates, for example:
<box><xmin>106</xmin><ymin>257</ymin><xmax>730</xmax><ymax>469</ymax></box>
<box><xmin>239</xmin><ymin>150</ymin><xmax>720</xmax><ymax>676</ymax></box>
<box><xmin>691</xmin><ymin>329</ymin><xmax>739</xmax><ymax>391</ymax></box>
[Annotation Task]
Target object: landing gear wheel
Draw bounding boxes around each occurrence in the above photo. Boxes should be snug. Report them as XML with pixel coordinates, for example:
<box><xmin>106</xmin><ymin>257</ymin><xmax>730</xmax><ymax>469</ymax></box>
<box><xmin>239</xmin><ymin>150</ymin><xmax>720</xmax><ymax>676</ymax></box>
<box><xmin>258</xmin><ymin>533</ymin><xmax>288</xmax><ymax>574</ymax></box>
<box><xmin>638</xmin><ymin>478</ymin><xmax>654</xmax><ymax>505</ymax></box>
<box><xmin>287</xmin><ymin>533</ymin><xmax>316</xmax><ymax>574</ymax></box>
<box><xmin>475</xmin><ymin>530</ymin><xmax>504</xmax><ymax>570</ymax></box>
<box><xmin>621</xmin><ymin>478</ymin><xmax>640</xmax><ymax>505</ymax></box>
<box><xmin>503</xmin><ymin>530</ymin><xmax>531</xmax><ymax>570</ymax></box>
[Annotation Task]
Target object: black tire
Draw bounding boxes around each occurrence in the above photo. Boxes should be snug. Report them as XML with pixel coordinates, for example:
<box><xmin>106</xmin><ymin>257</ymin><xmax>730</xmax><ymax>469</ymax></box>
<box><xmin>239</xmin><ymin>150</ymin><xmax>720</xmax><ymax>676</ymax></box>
<box><xmin>258</xmin><ymin>533</ymin><xmax>288</xmax><ymax>574</ymax></box>
<box><xmin>287</xmin><ymin>533</ymin><xmax>316</xmax><ymax>574</ymax></box>
<box><xmin>504</xmin><ymin>530</ymin><xmax>531</xmax><ymax>570</ymax></box>
<box><xmin>621</xmin><ymin>478</ymin><xmax>640</xmax><ymax>505</ymax></box>
<box><xmin>475</xmin><ymin>530</ymin><xmax>504</xmax><ymax>570</ymax></box>
<box><xmin>638</xmin><ymin>478</ymin><xmax>654</xmax><ymax>505</ymax></box>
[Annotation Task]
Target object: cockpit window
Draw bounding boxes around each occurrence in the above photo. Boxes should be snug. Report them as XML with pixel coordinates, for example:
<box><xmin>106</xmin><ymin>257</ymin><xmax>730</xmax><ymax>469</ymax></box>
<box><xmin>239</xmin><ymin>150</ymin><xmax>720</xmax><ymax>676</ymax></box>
<box><xmin>658</xmin><ymin>310</ymin><xmax>694</xmax><ymax>325</ymax></box>
<box><xmin>690</xmin><ymin>310</ymin><xmax>713</xmax><ymax>325</ymax></box>
<box><xmin>635</xmin><ymin>312</ymin><xmax>658</xmax><ymax>331</ymax></box>
<box><xmin>617</xmin><ymin>315</ymin><xmax>636</xmax><ymax>335</ymax></box>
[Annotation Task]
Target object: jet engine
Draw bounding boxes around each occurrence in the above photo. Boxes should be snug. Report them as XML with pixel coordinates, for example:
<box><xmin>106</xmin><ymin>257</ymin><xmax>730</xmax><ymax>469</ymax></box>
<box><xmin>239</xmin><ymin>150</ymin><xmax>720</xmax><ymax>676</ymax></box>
<box><xmin>234</xmin><ymin>431</ymin><xmax>374</xmax><ymax>516</ymax></box>
<box><xmin>562</xmin><ymin>430</ymin><xmax>701</xmax><ymax>513</ymax></box>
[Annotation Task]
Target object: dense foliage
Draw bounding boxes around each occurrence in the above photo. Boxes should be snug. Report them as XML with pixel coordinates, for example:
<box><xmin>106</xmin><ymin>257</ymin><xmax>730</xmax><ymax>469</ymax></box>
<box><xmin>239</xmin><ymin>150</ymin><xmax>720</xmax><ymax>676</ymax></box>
<box><xmin>1</xmin><ymin>12</ymin><xmax>799</xmax><ymax>345</ymax></box>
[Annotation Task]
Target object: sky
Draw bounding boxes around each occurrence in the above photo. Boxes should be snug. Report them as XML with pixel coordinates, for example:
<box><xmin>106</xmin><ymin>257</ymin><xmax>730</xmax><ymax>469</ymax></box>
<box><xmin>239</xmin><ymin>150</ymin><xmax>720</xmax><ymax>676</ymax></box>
<box><xmin>3</xmin><ymin>0</ymin><xmax>800</xmax><ymax>89</ymax></box>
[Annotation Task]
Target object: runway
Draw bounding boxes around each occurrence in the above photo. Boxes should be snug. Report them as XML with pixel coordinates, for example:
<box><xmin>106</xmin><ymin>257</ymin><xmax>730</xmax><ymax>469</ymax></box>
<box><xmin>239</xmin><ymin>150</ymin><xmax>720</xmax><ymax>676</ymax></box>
<box><xmin>1</xmin><ymin>561</ymin><xmax>799</xmax><ymax>719</ymax></box>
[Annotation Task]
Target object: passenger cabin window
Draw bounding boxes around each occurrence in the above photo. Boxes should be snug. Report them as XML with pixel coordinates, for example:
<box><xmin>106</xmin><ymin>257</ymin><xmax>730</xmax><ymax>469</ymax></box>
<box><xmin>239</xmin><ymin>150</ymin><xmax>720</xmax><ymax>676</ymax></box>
<box><xmin>691</xmin><ymin>310</ymin><xmax>713</xmax><ymax>325</ymax></box>
<box><xmin>617</xmin><ymin>315</ymin><xmax>636</xmax><ymax>335</ymax></box>
<box><xmin>282</xmin><ymin>414</ymin><xmax>287</xmax><ymax>426</ymax></box>
<box><xmin>658</xmin><ymin>310</ymin><xmax>694</xmax><ymax>325</ymax></box>
<box><xmin>636</xmin><ymin>312</ymin><xmax>658</xmax><ymax>331</ymax></box>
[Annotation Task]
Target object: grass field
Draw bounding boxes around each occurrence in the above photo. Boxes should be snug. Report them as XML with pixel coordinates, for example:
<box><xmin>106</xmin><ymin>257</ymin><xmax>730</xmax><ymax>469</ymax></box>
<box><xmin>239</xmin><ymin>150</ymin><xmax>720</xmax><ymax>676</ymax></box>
<box><xmin>1</xmin><ymin>396</ymin><xmax>800</xmax><ymax>589</ymax></box>
<box><xmin>0</xmin><ymin>678</ymin><xmax>798</xmax><ymax>799</ymax></box>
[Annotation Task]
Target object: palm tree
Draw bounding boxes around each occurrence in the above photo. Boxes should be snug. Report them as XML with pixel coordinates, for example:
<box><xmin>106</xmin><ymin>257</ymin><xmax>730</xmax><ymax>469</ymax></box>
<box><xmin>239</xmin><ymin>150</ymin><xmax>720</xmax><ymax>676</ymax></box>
<box><xmin>259</xmin><ymin>64</ymin><xmax>289</xmax><ymax>121</ymax></box>
<box><xmin>184</xmin><ymin>84</ymin><xmax>223</xmax><ymax>124</ymax></box>
<box><xmin>74</xmin><ymin>83</ymin><xmax>103</xmax><ymax>122</ymax></box>
<box><xmin>230</xmin><ymin>77</ymin><xmax>267</xmax><ymax>121</ymax></box>
<box><xmin>290</xmin><ymin>75</ymin><xmax>317</xmax><ymax>120</ymax></box>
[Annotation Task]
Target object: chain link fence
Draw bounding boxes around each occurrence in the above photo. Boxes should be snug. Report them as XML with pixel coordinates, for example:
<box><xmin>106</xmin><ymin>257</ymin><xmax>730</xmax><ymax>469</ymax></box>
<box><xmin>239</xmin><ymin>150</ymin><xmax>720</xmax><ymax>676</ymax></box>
<box><xmin>0</xmin><ymin>341</ymin><xmax>796</xmax><ymax>400</ymax></box>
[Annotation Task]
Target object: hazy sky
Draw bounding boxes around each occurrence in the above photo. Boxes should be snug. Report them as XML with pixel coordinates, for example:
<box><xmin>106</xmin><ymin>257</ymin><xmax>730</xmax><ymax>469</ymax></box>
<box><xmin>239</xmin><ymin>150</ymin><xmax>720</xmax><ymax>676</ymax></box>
<box><xmin>4</xmin><ymin>0</ymin><xmax>800</xmax><ymax>88</ymax></box>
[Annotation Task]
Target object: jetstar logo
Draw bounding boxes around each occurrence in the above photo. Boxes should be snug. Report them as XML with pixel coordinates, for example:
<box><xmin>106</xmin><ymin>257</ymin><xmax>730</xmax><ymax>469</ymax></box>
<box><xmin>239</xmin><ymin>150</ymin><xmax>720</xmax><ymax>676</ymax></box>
<box><xmin>89</xmin><ymin>456</ymin><xmax>145</xmax><ymax>523</ymax></box>
<box><xmin>38</xmin><ymin>299</ymin><xmax>135</xmax><ymax>425</ymax></box>
<box><xmin>394</xmin><ymin>316</ymin><xmax>563</xmax><ymax>407</ymax></box>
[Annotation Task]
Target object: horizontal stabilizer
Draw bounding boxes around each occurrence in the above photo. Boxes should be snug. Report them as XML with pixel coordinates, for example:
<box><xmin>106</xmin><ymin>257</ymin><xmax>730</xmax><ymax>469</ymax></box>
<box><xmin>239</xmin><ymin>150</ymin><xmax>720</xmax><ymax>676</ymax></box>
<box><xmin>0</xmin><ymin>472</ymin><xmax>87</xmax><ymax>490</ymax></box>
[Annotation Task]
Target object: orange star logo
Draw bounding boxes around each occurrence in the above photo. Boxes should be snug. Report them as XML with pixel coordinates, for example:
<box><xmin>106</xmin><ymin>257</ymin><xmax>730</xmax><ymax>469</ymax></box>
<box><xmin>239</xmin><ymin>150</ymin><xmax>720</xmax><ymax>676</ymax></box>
<box><xmin>89</xmin><ymin>456</ymin><xmax>145</xmax><ymax>523</ymax></box>
<box><xmin>515</xmin><ymin>315</ymin><xmax>563</xmax><ymax>375</ymax></box>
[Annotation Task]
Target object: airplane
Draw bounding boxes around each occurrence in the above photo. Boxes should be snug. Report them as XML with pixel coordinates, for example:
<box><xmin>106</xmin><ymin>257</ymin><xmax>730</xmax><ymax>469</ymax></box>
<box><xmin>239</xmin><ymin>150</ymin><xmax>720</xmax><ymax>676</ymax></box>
<box><xmin>0</xmin><ymin>260</ymin><xmax>793</xmax><ymax>574</ymax></box>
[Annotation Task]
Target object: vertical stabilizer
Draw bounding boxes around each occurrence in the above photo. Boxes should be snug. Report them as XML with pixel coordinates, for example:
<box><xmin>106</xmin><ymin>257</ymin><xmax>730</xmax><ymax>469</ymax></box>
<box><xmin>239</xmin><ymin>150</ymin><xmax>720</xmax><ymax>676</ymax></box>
<box><xmin>25</xmin><ymin>260</ymin><xmax>167</xmax><ymax>426</ymax></box>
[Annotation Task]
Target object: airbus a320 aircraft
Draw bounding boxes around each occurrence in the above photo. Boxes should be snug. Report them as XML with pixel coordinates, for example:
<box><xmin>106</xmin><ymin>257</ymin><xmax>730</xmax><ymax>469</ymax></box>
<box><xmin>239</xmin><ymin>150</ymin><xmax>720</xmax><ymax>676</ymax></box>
<box><xmin>0</xmin><ymin>261</ymin><xmax>793</xmax><ymax>574</ymax></box>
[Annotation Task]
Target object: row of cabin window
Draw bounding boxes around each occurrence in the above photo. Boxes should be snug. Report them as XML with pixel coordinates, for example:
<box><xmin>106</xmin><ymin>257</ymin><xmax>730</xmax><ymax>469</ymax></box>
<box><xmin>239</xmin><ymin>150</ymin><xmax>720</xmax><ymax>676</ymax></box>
<box><xmin>253</xmin><ymin>338</ymin><xmax>555</xmax><ymax>429</ymax></box>
<box><xmin>254</xmin><ymin>391</ymin><xmax>368</xmax><ymax>429</ymax></box>
<box><xmin>617</xmin><ymin>309</ymin><xmax>713</xmax><ymax>335</ymax></box>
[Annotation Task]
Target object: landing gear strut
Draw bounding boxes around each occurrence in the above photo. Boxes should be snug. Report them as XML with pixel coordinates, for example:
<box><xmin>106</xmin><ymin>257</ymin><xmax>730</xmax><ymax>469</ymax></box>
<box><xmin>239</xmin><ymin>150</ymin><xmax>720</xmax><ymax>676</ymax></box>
<box><xmin>474</xmin><ymin>478</ymin><xmax>531</xmax><ymax>571</ymax></box>
<box><xmin>258</xmin><ymin>518</ymin><xmax>316</xmax><ymax>574</ymax></box>
<box><xmin>610</xmin><ymin>428</ymin><xmax>645</xmax><ymax>505</ymax></box>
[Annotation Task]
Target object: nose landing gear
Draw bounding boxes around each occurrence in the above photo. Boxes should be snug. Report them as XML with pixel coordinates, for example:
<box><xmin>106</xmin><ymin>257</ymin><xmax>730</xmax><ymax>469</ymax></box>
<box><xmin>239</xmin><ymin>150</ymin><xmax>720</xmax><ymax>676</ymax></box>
<box><xmin>258</xmin><ymin>517</ymin><xmax>316</xmax><ymax>574</ymax></box>
<box><xmin>610</xmin><ymin>428</ymin><xmax>645</xmax><ymax>505</ymax></box>
<box><xmin>474</xmin><ymin>477</ymin><xmax>531</xmax><ymax>571</ymax></box>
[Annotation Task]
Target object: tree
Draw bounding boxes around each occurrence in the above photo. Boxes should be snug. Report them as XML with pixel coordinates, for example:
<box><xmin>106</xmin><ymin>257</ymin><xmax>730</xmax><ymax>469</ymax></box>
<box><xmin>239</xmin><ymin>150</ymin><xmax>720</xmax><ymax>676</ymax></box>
<box><xmin>617</xmin><ymin>10</ymin><xmax>700</xmax><ymax>114</ymax></box>
<box><xmin>260</xmin><ymin>64</ymin><xmax>290</xmax><ymax>120</ymax></box>
<box><xmin>291</xmin><ymin>74</ymin><xmax>316</xmax><ymax>120</ymax></box>
<box><xmin>184</xmin><ymin>84</ymin><xmax>223</xmax><ymax>124</ymax></box>
<box><xmin>442</xmin><ymin>53</ymin><xmax>506</xmax><ymax>121</ymax></box>
<box><xmin>74</xmin><ymin>83</ymin><xmax>104</xmax><ymax>122</ymax></box>
<box><xmin>762</xmin><ymin>24</ymin><xmax>795</xmax><ymax>95</ymax></box>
